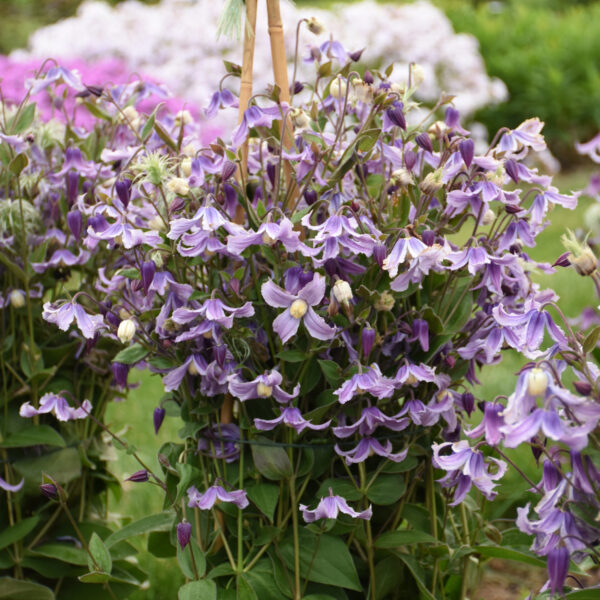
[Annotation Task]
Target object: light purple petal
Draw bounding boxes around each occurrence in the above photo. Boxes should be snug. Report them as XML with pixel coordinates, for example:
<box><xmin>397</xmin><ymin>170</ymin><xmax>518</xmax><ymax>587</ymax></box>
<box><xmin>261</xmin><ymin>279</ymin><xmax>295</xmax><ymax>308</ymax></box>
<box><xmin>273</xmin><ymin>309</ymin><xmax>301</xmax><ymax>344</ymax></box>
<box><xmin>303</xmin><ymin>307</ymin><xmax>335</xmax><ymax>341</ymax></box>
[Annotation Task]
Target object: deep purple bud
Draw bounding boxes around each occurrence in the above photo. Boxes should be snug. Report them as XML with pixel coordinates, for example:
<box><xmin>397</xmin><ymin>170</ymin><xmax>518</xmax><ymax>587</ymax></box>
<box><xmin>504</xmin><ymin>159</ymin><xmax>519</xmax><ymax>183</ymax></box>
<box><xmin>386</xmin><ymin>104</ymin><xmax>406</xmax><ymax>130</ymax></box>
<box><xmin>266</xmin><ymin>163</ymin><xmax>276</xmax><ymax>187</ymax></box>
<box><xmin>310</xmin><ymin>47</ymin><xmax>322</xmax><ymax>62</ymax></box>
<box><xmin>66</xmin><ymin>210</ymin><xmax>83</xmax><ymax>240</ymax></box>
<box><xmin>115</xmin><ymin>179</ymin><xmax>132</xmax><ymax>208</ymax></box>
<box><xmin>445</xmin><ymin>355</ymin><xmax>456</xmax><ymax>369</ymax></box>
<box><xmin>573</xmin><ymin>380</ymin><xmax>592</xmax><ymax>395</ymax></box>
<box><xmin>324</xmin><ymin>259</ymin><xmax>338</xmax><ymax>278</ymax></box>
<box><xmin>88</xmin><ymin>214</ymin><xmax>108</xmax><ymax>233</ymax></box>
<box><xmin>505</xmin><ymin>204</ymin><xmax>524</xmax><ymax>215</ymax></box>
<box><xmin>552</xmin><ymin>252</ymin><xmax>571</xmax><ymax>268</ymax></box>
<box><xmin>82</xmin><ymin>180</ymin><xmax>93</xmax><ymax>194</ymax></box>
<box><xmin>170</xmin><ymin>197</ymin><xmax>186</xmax><ymax>214</ymax></box>
<box><xmin>373</xmin><ymin>243</ymin><xmax>386</xmax><ymax>268</ymax></box>
<box><xmin>421</xmin><ymin>230</ymin><xmax>436</xmax><ymax>246</ymax></box>
<box><xmin>214</xmin><ymin>344</ymin><xmax>227</xmax><ymax>368</ymax></box>
<box><xmin>177</xmin><ymin>521</ymin><xmax>192</xmax><ymax>550</ymax></box>
<box><xmin>415</xmin><ymin>132</ymin><xmax>433</xmax><ymax>153</ymax></box>
<box><xmin>304</xmin><ymin>188</ymin><xmax>318</xmax><ymax>206</ymax></box>
<box><xmin>363</xmin><ymin>70</ymin><xmax>374</xmax><ymax>85</ymax></box>
<box><xmin>445</xmin><ymin>106</ymin><xmax>460</xmax><ymax>128</ymax></box>
<box><xmin>530</xmin><ymin>436</ymin><xmax>544</xmax><ymax>462</ymax></box>
<box><xmin>40</xmin><ymin>483</ymin><xmax>58</xmax><ymax>500</ymax></box>
<box><xmin>291</xmin><ymin>81</ymin><xmax>304</xmax><ymax>94</ymax></box>
<box><xmin>349</xmin><ymin>48</ymin><xmax>365</xmax><ymax>62</ymax></box>
<box><xmin>461</xmin><ymin>392</ymin><xmax>475</xmax><ymax>416</ymax></box>
<box><xmin>221</xmin><ymin>160</ymin><xmax>236</xmax><ymax>181</ymax></box>
<box><xmin>547</xmin><ymin>547</ymin><xmax>569</xmax><ymax>596</ymax></box>
<box><xmin>362</xmin><ymin>326</ymin><xmax>375</xmax><ymax>358</ymax></box>
<box><xmin>404</xmin><ymin>150</ymin><xmax>418</xmax><ymax>171</ymax></box>
<box><xmin>542</xmin><ymin>460</ymin><xmax>561</xmax><ymax>490</ymax></box>
<box><xmin>153</xmin><ymin>407</ymin><xmax>166</xmax><ymax>435</ymax></box>
<box><xmin>442</xmin><ymin>423</ymin><xmax>461</xmax><ymax>443</ymax></box>
<box><xmin>112</xmin><ymin>362</ymin><xmax>129</xmax><ymax>388</ymax></box>
<box><xmin>66</xmin><ymin>171</ymin><xmax>79</xmax><ymax>206</ymax></box>
<box><xmin>141</xmin><ymin>261</ymin><xmax>156</xmax><ymax>294</ymax></box>
<box><xmin>459</xmin><ymin>139</ymin><xmax>474</xmax><ymax>168</ymax></box>
<box><xmin>126</xmin><ymin>470</ymin><xmax>149</xmax><ymax>483</ymax></box>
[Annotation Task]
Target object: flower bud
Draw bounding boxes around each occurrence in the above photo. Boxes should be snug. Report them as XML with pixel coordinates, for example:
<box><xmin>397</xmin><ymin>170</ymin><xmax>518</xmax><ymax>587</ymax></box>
<box><xmin>67</xmin><ymin>209</ymin><xmax>83</xmax><ymax>240</ymax></box>
<box><xmin>461</xmin><ymin>392</ymin><xmax>475</xmax><ymax>416</ymax></box>
<box><xmin>306</xmin><ymin>17</ymin><xmax>325</xmax><ymax>35</ymax></box>
<box><xmin>404</xmin><ymin>149</ymin><xmax>417</xmax><ymax>171</ymax></box>
<box><xmin>117</xmin><ymin>318</ymin><xmax>136</xmax><ymax>344</ymax></box>
<box><xmin>363</xmin><ymin>70</ymin><xmax>374</xmax><ymax>85</ymax></box>
<box><xmin>415</xmin><ymin>132</ymin><xmax>433</xmax><ymax>153</ymax></box>
<box><xmin>9</xmin><ymin>290</ymin><xmax>25</xmax><ymax>309</ymax></box>
<box><xmin>40</xmin><ymin>483</ymin><xmax>58</xmax><ymax>500</ymax></box>
<box><xmin>290</xmin><ymin>107</ymin><xmax>311</xmax><ymax>129</ymax></box>
<box><xmin>481</xmin><ymin>208</ymin><xmax>496</xmax><ymax>226</ymax></box>
<box><xmin>421</xmin><ymin>230</ymin><xmax>436</xmax><ymax>246</ymax></box>
<box><xmin>374</xmin><ymin>291</ymin><xmax>394</xmax><ymax>312</ymax></box>
<box><xmin>115</xmin><ymin>179</ymin><xmax>131</xmax><ymax>207</ymax></box>
<box><xmin>349</xmin><ymin>48</ymin><xmax>365</xmax><ymax>62</ymax></box>
<box><xmin>333</xmin><ymin>280</ymin><xmax>353</xmax><ymax>306</ymax></box>
<box><xmin>562</xmin><ymin>230</ymin><xmax>597</xmax><ymax>276</ymax></box>
<box><xmin>330</xmin><ymin>77</ymin><xmax>347</xmax><ymax>99</ymax></box>
<box><xmin>112</xmin><ymin>362</ymin><xmax>129</xmax><ymax>388</ymax></box>
<box><xmin>410</xmin><ymin>63</ymin><xmax>425</xmax><ymax>87</ymax></box>
<box><xmin>141</xmin><ymin>261</ymin><xmax>156</xmax><ymax>294</ymax></box>
<box><xmin>304</xmin><ymin>188</ymin><xmax>318</xmax><ymax>206</ymax></box>
<box><xmin>552</xmin><ymin>252</ymin><xmax>570</xmax><ymax>268</ymax></box>
<box><xmin>459</xmin><ymin>139</ymin><xmax>474</xmax><ymax>168</ymax></box>
<box><xmin>126</xmin><ymin>470</ymin><xmax>149</xmax><ymax>483</ymax></box>
<box><xmin>573</xmin><ymin>380</ymin><xmax>592</xmax><ymax>396</ymax></box>
<box><xmin>153</xmin><ymin>407</ymin><xmax>166</xmax><ymax>434</ymax></box>
<box><xmin>504</xmin><ymin>159</ymin><xmax>519</xmax><ymax>183</ymax></box>
<box><xmin>419</xmin><ymin>169</ymin><xmax>443</xmax><ymax>195</ymax></box>
<box><xmin>66</xmin><ymin>171</ymin><xmax>79</xmax><ymax>206</ymax></box>
<box><xmin>291</xmin><ymin>81</ymin><xmax>304</xmax><ymax>95</ymax></box>
<box><xmin>221</xmin><ymin>160</ymin><xmax>237</xmax><ymax>181</ymax></box>
<box><xmin>181</xmin><ymin>157</ymin><xmax>192</xmax><ymax>177</ymax></box>
<box><xmin>373</xmin><ymin>243</ymin><xmax>386</xmax><ymax>268</ymax></box>
<box><xmin>527</xmin><ymin>368</ymin><xmax>548</xmax><ymax>397</ymax></box>
<box><xmin>362</xmin><ymin>326</ymin><xmax>375</xmax><ymax>358</ymax></box>
<box><xmin>167</xmin><ymin>177</ymin><xmax>190</xmax><ymax>197</ymax></box>
<box><xmin>177</xmin><ymin>521</ymin><xmax>192</xmax><ymax>550</ymax></box>
<box><xmin>148</xmin><ymin>216</ymin><xmax>166</xmax><ymax>232</ymax></box>
<box><xmin>386</xmin><ymin>104</ymin><xmax>406</xmax><ymax>130</ymax></box>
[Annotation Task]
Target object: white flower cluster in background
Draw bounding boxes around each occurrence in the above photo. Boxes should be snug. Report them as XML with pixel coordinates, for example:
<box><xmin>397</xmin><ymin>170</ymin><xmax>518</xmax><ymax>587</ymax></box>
<box><xmin>13</xmin><ymin>0</ymin><xmax>507</xmax><ymax>118</ymax></box>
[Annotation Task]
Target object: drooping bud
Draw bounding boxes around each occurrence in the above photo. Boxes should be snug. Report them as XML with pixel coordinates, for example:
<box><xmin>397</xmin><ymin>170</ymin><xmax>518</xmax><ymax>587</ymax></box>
<box><xmin>445</xmin><ymin>106</ymin><xmax>460</xmax><ymax>129</ymax></box>
<box><xmin>9</xmin><ymin>290</ymin><xmax>25</xmax><ymax>309</ymax></box>
<box><xmin>362</xmin><ymin>326</ymin><xmax>375</xmax><ymax>358</ymax></box>
<box><xmin>66</xmin><ymin>171</ymin><xmax>79</xmax><ymax>206</ymax></box>
<box><xmin>306</xmin><ymin>16</ymin><xmax>325</xmax><ymax>35</ymax></box>
<box><xmin>573</xmin><ymin>380</ymin><xmax>593</xmax><ymax>396</ymax></box>
<box><xmin>373</xmin><ymin>243</ymin><xmax>386</xmax><ymax>268</ymax></box>
<box><xmin>415</xmin><ymin>132</ymin><xmax>433</xmax><ymax>153</ymax></box>
<box><xmin>547</xmin><ymin>547</ymin><xmax>569</xmax><ymax>596</ymax></box>
<box><xmin>527</xmin><ymin>368</ymin><xmax>548</xmax><ymax>397</ymax></box>
<box><xmin>121</xmin><ymin>106</ymin><xmax>140</xmax><ymax>129</ymax></box>
<box><xmin>304</xmin><ymin>188</ymin><xmax>318</xmax><ymax>206</ymax></box>
<box><xmin>404</xmin><ymin>149</ymin><xmax>418</xmax><ymax>171</ymax></box>
<box><xmin>330</xmin><ymin>77</ymin><xmax>347</xmax><ymax>99</ymax></box>
<box><xmin>40</xmin><ymin>483</ymin><xmax>58</xmax><ymax>500</ymax></box>
<box><xmin>505</xmin><ymin>204</ymin><xmax>523</xmax><ymax>215</ymax></box>
<box><xmin>141</xmin><ymin>260</ymin><xmax>156</xmax><ymax>294</ymax></box>
<box><xmin>66</xmin><ymin>209</ymin><xmax>83</xmax><ymax>240</ymax></box>
<box><xmin>291</xmin><ymin>81</ymin><xmax>304</xmax><ymax>95</ymax></box>
<box><xmin>333</xmin><ymin>279</ymin><xmax>353</xmax><ymax>306</ymax></box>
<box><xmin>503</xmin><ymin>159</ymin><xmax>519</xmax><ymax>183</ymax></box>
<box><xmin>115</xmin><ymin>179</ymin><xmax>132</xmax><ymax>208</ymax></box>
<box><xmin>117</xmin><ymin>318</ymin><xmax>136</xmax><ymax>344</ymax></box>
<box><xmin>363</xmin><ymin>70</ymin><xmax>374</xmax><ymax>85</ymax></box>
<box><xmin>552</xmin><ymin>252</ymin><xmax>571</xmax><ymax>268</ymax></box>
<box><xmin>112</xmin><ymin>362</ymin><xmax>129</xmax><ymax>388</ymax></box>
<box><xmin>349</xmin><ymin>48</ymin><xmax>365</xmax><ymax>62</ymax></box>
<box><xmin>461</xmin><ymin>392</ymin><xmax>475</xmax><ymax>416</ymax></box>
<box><xmin>385</xmin><ymin>103</ymin><xmax>406</xmax><ymax>130</ymax></box>
<box><xmin>153</xmin><ymin>407</ymin><xmax>166</xmax><ymax>434</ymax></box>
<box><xmin>126</xmin><ymin>470</ymin><xmax>149</xmax><ymax>483</ymax></box>
<box><xmin>170</xmin><ymin>197</ymin><xmax>186</xmax><ymax>214</ymax></box>
<box><xmin>177</xmin><ymin>521</ymin><xmax>192</xmax><ymax>550</ymax></box>
<box><xmin>421</xmin><ymin>230</ymin><xmax>436</xmax><ymax>246</ymax></box>
<box><xmin>221</xmin><ymin>160</ymin><xmax>237</xmax><ymax>181</ymax></box>
<box><xmin>459</xmin><ymin>139</ymin><xmax>474</xmax><ymax>168</ymax></box>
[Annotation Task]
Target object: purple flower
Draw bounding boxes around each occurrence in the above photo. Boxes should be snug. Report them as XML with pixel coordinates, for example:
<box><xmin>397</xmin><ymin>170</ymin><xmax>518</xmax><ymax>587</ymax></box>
<box><xmin>261</xmin><ymin>274</ymin><xmax>335</xmax><ymax>344</ymax></box>
<box><xmin>172</xmin><ymin>298</ymin><xmax>254</xmax><ymax>329</ymax></box>
<box><xmin>228</xmin><ymin>370</ymin><xmax>299</xmax><ymax>404</ymax></box>
<box><xmin>409</xmin><ymin>319</ymin><xmax>429</xmax><ymax>352</ymax></box>
<box><xmin>255</xmin><ymin>406</ymin><xmax>330</xmax><ymax>434</ymax></box>
<box><xmin>20</xmin><ymin>393</ymin><xmax>92</xmax><ymax>422</ymax></box>
<box><xmin>32</xmin><ymin>249</ymin><xmax>91</xmax><ymax>273</ymax></box>
<box><xmin>197</xmin><ymin>424</ymin><xmax>240</xmax><ymax>463</ymax></box>
<box><xmin>40</xmin><ymin>483</ymin><xmax>58</xmax><ymax>500</ymax></box>
<box><xmin>496</xmin><ymin>118</ymin><xmax>546</xmax><ymax>158</ymax></box>
<box><xmin>334</xmin><ymin>364</ymin><xmax>395</xmax><ymax>405</ymax></box>
<box><xmin>333</xmin><ymin>406</ymin><xmax>409</xmax><ymax>438</ymax></box>
<box><xmin>232</xmin><ymin>104</ymin><xmax>283</xmax><ymax>148</ymax></box>
<box><xmin>162</xmin><ymin>354</ymin><xmax>207</xmax><ymax>392</ymax></box>
<box><xmin>112</xmin><ymin>362</ymin><xmax>129</xmax><ymax>388</ymax></box>
<box><xmin>361</xmin><ymin>326</ymin><xmax>376</xmax><ymax>358</ymax></box>
<box><xmin>300</xmin><ymin>489</ymin><xmax>372</xmax><ymax>523</ymax></box>
<box><xmin>26</xmin><ymin>66</ymin><xmax>86</xmax><ymax>95</ymax></box>
<box><xmin>0</xmin><ymin>475</ymin><xmax>24</xmax><ymax>493</ymax></box>
<box><xmin>177</xmin><ymin>521</ymin><xmax>192</xmax><ymax>550</ymax></box>
<box><xmin>547</xmin><ymin>547</ymin><xmax>569</xmax><ymax>596</ymax></box>
<box><xmin>383</xmin><ymin>101</ymin><xmax>406</xmax><ymax>131</ymax></box>
<box><xmin>335</xmin><ymin>438</ymin><xmax>408</xmax><ymax>465</ymax></box>
<box><xmin>153</xmin><ymin>407</ymin><xmax>166</xmax><ymax>434</ymax></box>
<box><xmin>459</xmin><ymin>139</ymin><xmax>474</xmax><ymax>168</ymax></box>
<box><xmin>187</xmin><ymin>485</ymin><xmax>249</xmax><ymax>510</ymax></box>
<box><xmin>433</xmin><ymin>441</ymin><xmax>507</xmax><ymax>505</ymax></box>
<box><xmin>205</xmin><ymin>89</ymin><xmax>237</xmax><ymax>119</ymax></box>
<box><xmin>382</xmin><ymin>236</ymin><xmax>427</xmax><ymax>278</ymax></box>
<box><xmin>465</xmin><ymin>402</ymin><xmax>504</xmax><ymax>446</ymax></box>
<box><xmin>43</xmin><ymin>300</ymin><xmax>104</xmax><ymax>339</ymax></box>
<box><xmin>576</xmin><ymin>132</ymin><xmax>600</xmax><ymax>163</ymax></box>
<box><xmin>126</xmin><ymin>470</ymin><xmax>149</xmax><ymax>483</ymax></box>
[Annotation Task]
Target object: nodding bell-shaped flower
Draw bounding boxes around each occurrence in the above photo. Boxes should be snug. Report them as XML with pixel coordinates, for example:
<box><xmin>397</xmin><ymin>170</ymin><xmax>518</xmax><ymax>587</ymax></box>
<box><xmin>117</xmin><ymin>318</ymin><xmax>136</xmax><ymax>344</ymax></box>
<box><xmin>306</xmin><ymin>16</ymin><xmax>325</xmax><ymax>35</ymax></box>
<box><xmin>300</xmin><ymin>489</ymin><xmax>372</xmax><ymax>522</ymax></box>
<box><xmin>527</xmin><ymin>368</ymin><xmax>549</xmax><ymax>397</ymax></box>
<box><xmin>333</xmin><ymin>279</ymin><xmax>353</xmax><ymax>307</ymax></box>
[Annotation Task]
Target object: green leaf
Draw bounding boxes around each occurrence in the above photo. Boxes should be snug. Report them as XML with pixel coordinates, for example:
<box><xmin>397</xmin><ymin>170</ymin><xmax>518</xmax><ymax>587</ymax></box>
<box><xmin>9</xmin><ymin>153</ymin><xmax>28</xmax><ymax>176</ymax></box>
<box><xmin>112</xmin><ymin>343</ymin><xmax>148</xmax><ymax>365</ymax></box>
<box><xmin>390</xmin><ymin>552</ymin><xmax>435</xmax><ymax>600</ymax></box>
<box><xmin>1</xmin><ymin>426</ymin><xmax>65</xmax><ymax>448</ymax></box>
<box><xmin>177</xmin><ymin>539</ymin><xmax>206</xmax><ymax>580</ymax></box>
<box><xmin>280</xmin><ymin>530</ymin><xmax>361</xmax><ymax>591</ymax></box>
<box><xmin>176</xmin><ymin>464</ymin><xmax>202</xmax><ymax>503</ymax></box>
<box><xmin>317</xmin><ymin>359</ymin><xmax>342</xmax><ymax>386</ymax></box>
<box><xmin>375</xmin><ymin>530</ymin><xmax>437</xmax><ymax>548</ymax></box>
<box><xmin>105</xmin><ymin>511</ymin><xmax>174</xmax><ymax>548</ymax></box>
<box><xmin>250</xmin><ymin>437</ymin><xmax>293</xmax><ymax>480</ymax></box>
<box><xmin>316</xmin><ymin>478</ymin><xmax>361</xmax><ymax>502</ymax></box>
<box><xmin>583</xmin><ymin>325</ymin><xmax>600</xmax><ymax>353</ymax></box>
<box><xmin>84</xmin><ymin>101</ymin><xmax>112</xmax><ymax>121</ymax></box>
<box><xmin>564</xmin><ymin>591</ymin><xmax>600</xmax><ymax>599</ymax></box>
<box><xmin>357</xmin><ymin>131</ymin><xmax>379</xmax><ymax>152</ymax></box>
<box><xmin>154</xmin><ymin>122</ymin><xmax>177</xmax><ymax>151</ymax></box>
<box><xmin>291</xmin><ymin>205</ymin><xmax>312</xmax><ymax>225</ymax></box>
<box><xmin>276</xmin><ymin>349</ymin><xmax>307</xmax><ymax>363</ymax></box>
<box><xmin>236</xmin><ymin>576</ymin><xmax>258</xmax><ymax>600</ymax></box>
<box><xmin>300</xmin><ymin>357</ymin><xmax>321</xmax><ymax>395</ymax></box>
<box><xmin>0</xmin><ymin>516</ymin><xmax>39</xmax><ymax>550</ymax></box>
<box><xmin>117</xmin><ymin>268</ymin><xmax>140</xmax><ymax>280</ymax></box>
<box><xmin>147</xmin><ymin>531</ymin><xmax>175</xmax><ymax>558</ymax></box>
<box><xmin>179</xmin><ymin>581</ymin><xmax>217</xmax><ymax>600</ymax></box>
<box><xmin>11</xmin><ymin>103</ymin><xmax>36</xmax><ymax>134</ymax></box>
<box><xmin>375</xmin><ymin>556</ymin><xmax>403</xmax><ymax>600</ymax></box>
<box><xmin>13</xmin><ymin>447</ymin><xmax>81</xmax><ymax>488</ymax></box>
<box><xmin>141</xmin><ymin>110</ymin><xmax>157</xmax><ymax>141</ymax></box>
<box><xmin>29</xmin><ymin>544</ymin><xmax>88</xmax><ymax>566</ymax></box>
<box><xmin>0</xmin><ymin>578</ymin><xmax>54</xmax><ymax>600</ymax></box>
<box><xmin>87</xmin><ymin>533</ymin><xmax>112</xmax><ymax>574</ymax></box>
<box><xmin>473</xmin><ymin>545</ymin><xmax>546</xmax><ymax>568</ymax></box>
<box><xmin>366</xmin><ymin>476</ymin><xmax>406</xmax><ymax>505</ymax></box>
<box><xmin>238</xmin><ymin>559</ymin><xmax>285</xmax><ymax>600</ymax></box>
<box><xmin>246</xmin><ymin>483</ymin><xmax>279</xmax><ymax>522</ymax></box>
<box><xmin>78</xmin><ymin>572</ymin><xmax>110</xmax><ymax>584</ymax></box>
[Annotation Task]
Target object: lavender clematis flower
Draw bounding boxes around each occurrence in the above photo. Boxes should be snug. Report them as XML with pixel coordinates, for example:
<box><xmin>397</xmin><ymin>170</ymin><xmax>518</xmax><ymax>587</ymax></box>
<box><xmin>335</xmin><ymin>438</ymin><xmax>408</xmax><ymax>465</ymax></box>
<box><xmin>20</xmin><ymin>393</ymin><xmax>92</xmax><ymax>421</ymax></box>
<box><xmin>162</xmin><ymin>354</ymin><xmax>207</xmax><ymax>392</ymax></box>
<box><xmin>547</xmin><ymin>547</ymin><xmax>569</xmax><ymax>596</ymax></box>
<box><xmin>465</xmin><ymin>402</ymin><xmax>505</xmax><ymax>446</ymax></box>
<box><xmin>229</xmin><ymin>370</ymin><xmax>299</xmax><ymax>404</ymax></box>
<box><xmin>197</xmin><ymin>424</ymin><xmax>240</xmax><ymax>463</ymax></box>
<box><xmin>0</xmin><ymin>476</ymin><xmax>24</xmax><ymax>493</ymax></box>
<box><xmin>205</xmin><ymin>89</ymin><xmax>237</xmax><ymax>119</ymax></box>
<box><xmin>261</xmin><ymin>274</ymin><xmax>335</xmax><ymax>343</ymax></box>
<box><xmin>172</xmin><ymin>298</ymin><xmax>254</xmax><ymax>329</ymax></box>
<box><xmin>42</xmin><ymin>300</ymin><xmax>104</xmax><ymax>339</ymax></box>
<box><xmin>433</xmin><ymin>440</ymin><xmax>507</xmax><ymax>505</ymax></box>
<box><xmin>334</xmin><ymin>364</ymin><xmax>395</xmax><ymax>405</ymax></box>
<box><xmin>187</xmin><ymin>484</ymin><xmax>249</xmax><ymax>510</ymax></box>
<box><xmin>232</xmin><ymin>104</ymin><xmax>283</xmax><ymax>148</ymax></box>
<box><xmin>382</xmin><ymin>236</ymin><xmax>427</xmax><ymax>278</ymax></box>
<box><xmin>496</xmin><ymin>118</ymin><xmax>546</xmax><ymax>158</ymax></box>
<box><xmin>32</xmin><ymin>249</ymin><xmax>91</xmax><ymax>273</ymax></box>
<box><xmin>333</xmin><ymin>406</ymin><xmax>409</xmax><ymax>438</ymax></box>
<box><xmin>300</xmin><ymin>489</ymin><xmax>372</xmax><ymax>523</ymax></box>
<box><xmin>26</xmin><ymin>65</ymin><xmax>86</xmax><ymax>95</ymax></box>
<box><xmin>575</xmin><ymin>132</ymin><xmax>600</xmax><ymax>163</ymax></box>
<box><xmin>254</xmin><ymin>406</ymin><xmax>331</xmax><ymax>433</ymax></box>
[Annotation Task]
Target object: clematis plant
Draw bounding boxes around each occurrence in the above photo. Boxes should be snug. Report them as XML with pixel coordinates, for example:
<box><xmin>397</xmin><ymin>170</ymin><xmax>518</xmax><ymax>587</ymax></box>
<box><xmin>7</xmin><ymin>14</ymin><xmax>598</xmax><ymax>600</ymax></box>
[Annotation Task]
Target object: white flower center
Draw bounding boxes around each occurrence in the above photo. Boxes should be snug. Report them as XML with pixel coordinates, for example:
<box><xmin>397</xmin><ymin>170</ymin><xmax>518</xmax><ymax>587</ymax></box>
<box><xmin>290</xmin><ymin>298</ymin><xmax>308</xmax><ymax>319</ymax></box>
<box><xmin>256</xmin><ymin>383</ymin><xmax>273</xmax><ymax>398</ymax></box>
<box><xmin>527</xmin><ymin>368</ymin><xmax>548</xmax><ymax>397</ymax></box>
